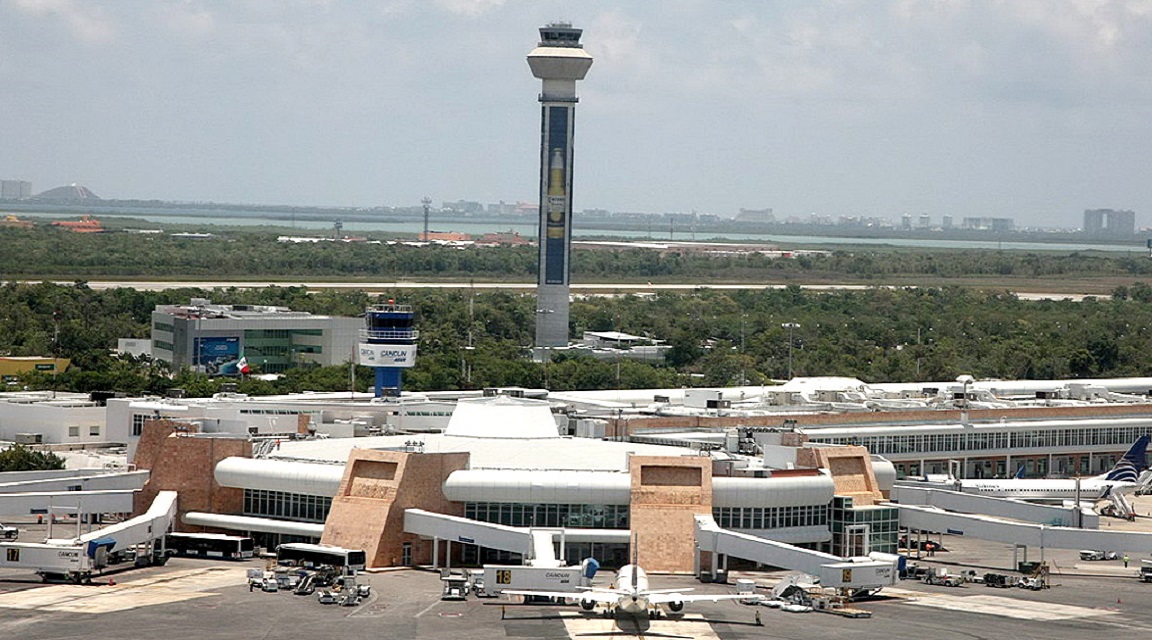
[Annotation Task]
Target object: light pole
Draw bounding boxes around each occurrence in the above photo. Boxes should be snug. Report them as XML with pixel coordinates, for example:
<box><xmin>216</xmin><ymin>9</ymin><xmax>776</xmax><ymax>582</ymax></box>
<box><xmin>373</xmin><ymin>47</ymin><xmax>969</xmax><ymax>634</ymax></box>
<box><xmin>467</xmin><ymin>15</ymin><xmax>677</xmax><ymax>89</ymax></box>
<box><xmin>782</xmin><ymin>322</ymin><xmax>800</xmax><ymax>380</ymax></box>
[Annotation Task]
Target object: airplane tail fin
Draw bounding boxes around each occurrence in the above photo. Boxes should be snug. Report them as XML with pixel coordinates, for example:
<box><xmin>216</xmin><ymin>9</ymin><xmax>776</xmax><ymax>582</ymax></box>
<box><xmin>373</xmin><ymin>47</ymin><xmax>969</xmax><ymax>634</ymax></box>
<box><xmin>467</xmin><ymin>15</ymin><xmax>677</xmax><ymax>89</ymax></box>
<box><xmin>1013</xmin><ymin>464</ymin><xmax>1025</xmax><ymax>479</ymax></box>
<box><xmin>1103</xmin><ymin>434</ymin><xmax>1150</xmax><ymax>482</ymax></box>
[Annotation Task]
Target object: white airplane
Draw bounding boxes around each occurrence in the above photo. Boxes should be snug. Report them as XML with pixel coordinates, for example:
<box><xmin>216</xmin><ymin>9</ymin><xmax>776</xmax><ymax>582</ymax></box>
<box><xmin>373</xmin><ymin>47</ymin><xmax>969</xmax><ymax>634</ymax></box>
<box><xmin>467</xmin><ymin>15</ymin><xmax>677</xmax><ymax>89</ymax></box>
<box><xmin>919</xmin><ymin>434</ymin><xmax>1150</xmax><ymax>501</ymax></box>
<box><xmin>504</xmin><ymin>555</ymin><xmax>752</xmax><ymax>619</ymax></box>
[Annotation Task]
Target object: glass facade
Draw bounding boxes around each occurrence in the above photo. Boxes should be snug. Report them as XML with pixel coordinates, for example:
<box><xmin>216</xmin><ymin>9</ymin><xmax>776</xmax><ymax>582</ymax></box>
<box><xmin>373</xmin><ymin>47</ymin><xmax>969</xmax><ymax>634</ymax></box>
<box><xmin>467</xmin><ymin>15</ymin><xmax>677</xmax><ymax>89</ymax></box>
<box><xmin>462</xmin><ymin>502</ymin><xmax>630</xmax><ymax>568</ymax></box>
<box><xmin>464</xmin><ymin>502</ymin><xmax>629</xmax><ymax>530</ymax></box>
<box><xmin>827</xmin><ymin>496</ymin><xmax>899</xmax><ymax>556</ymax></box>
<box><xmin>712</xmin><ymin>504</ymin><xmax>828</xmax><ymax>530</ymax></box>
<box><xmin>243</xmin><ymin>489</ymin><xmax>331</xmax><ymax>523</ymax></box>
<box><xmin>808</xmin><ymin>424</ymin><xmax>1148</xmax><ymax>457</ymax></box>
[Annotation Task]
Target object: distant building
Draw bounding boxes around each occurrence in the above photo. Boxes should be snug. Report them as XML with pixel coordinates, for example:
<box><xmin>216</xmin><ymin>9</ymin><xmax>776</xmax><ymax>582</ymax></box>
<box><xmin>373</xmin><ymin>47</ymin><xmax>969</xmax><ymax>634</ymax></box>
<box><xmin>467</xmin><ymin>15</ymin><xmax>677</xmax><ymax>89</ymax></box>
<box><xmin>961</xmin><ymin>217</ymin><xmax>1014</xmax><ymax>232</ymax></box>
<box><xmin>478</xmin><ymin>230</ymin><xmax>531</xmax><ymax>246</ymax></box>
<box><xmin>0</xmin><ymin>215</ymin><xmax>34</xmax><ymax>229</ymax></box>
<box><xmin>117</xmin><ymin>338</ymin><xmax>152</xmax><ymax>359</ymax></box>
<box><xmin>941</xmin><ymin>215</ymin><xmax>953</xmax><ymax>229</ymax></box>
<box><xmin>0</xmin><ymin>356</ymin><xmax>70</xmax><ymax>380</ymax></box>
<box><xmin>51</xmin><ymin>214</ymin><xmax>104</xmax><ymax>233</ymax></box>
<box><xmin>578</xmin><ymin>331</ymin><xmax>669</xmax><ymax>362</ymax></box>
<box><xmin>1084</xmin><ymin>209</ymin><xmax>1135</xmax><ymax>236</ymax></box>
<box><xmin>736</xmin><ymin>208</ymin><xmax>774</xmax><ymax>223</ymax></box>
<box><xmin>441</xmin><ymin>200</ymin><xmax>483</xmax><ymax>215</ymax></box>
<box><xmin>150</xmin><ymin>299</ymin><xmax>360</xmax><ymax>374</ymax></box>
<box><xmin>917</xmin><ymin>214</ymin><xmax>931</xmax><ymax>229</ymax></box>
<box><xmin>0</xmin><ymin>180</ymin><xmax>31</xmax><ymax>199</ymax></box>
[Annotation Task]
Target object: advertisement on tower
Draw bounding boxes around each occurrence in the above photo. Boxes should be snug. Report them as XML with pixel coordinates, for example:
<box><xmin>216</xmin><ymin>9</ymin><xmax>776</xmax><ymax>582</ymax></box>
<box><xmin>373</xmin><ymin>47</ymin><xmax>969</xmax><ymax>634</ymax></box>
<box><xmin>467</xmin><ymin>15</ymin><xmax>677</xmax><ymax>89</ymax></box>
<box><xmin>542</xmin><ymin>105</ymin><xmax>571</xmax><ymax>285</ymax></box>
<box><xmin>358</xmin><ymin>344</ymin><xmax>418</xmax><ymax>368</ymax></box>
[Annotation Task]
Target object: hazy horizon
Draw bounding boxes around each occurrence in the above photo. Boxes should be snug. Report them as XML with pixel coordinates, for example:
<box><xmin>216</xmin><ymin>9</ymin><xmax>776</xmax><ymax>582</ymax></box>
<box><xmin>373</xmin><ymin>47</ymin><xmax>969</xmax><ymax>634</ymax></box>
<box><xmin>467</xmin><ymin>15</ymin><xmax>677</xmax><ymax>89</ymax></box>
<box><xmin>3</xmin><ymin>1</ymin><xmax>1151</xmax><ymax>228</ymax></box>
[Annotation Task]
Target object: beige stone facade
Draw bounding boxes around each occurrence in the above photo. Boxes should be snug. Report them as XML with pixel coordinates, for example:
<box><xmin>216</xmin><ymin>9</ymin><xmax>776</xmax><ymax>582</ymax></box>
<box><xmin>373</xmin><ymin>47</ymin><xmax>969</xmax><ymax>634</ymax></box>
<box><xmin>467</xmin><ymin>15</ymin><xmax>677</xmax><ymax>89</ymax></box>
<box><xmin>321</xmin><ymin>449</ymin><xmax>469</xmax><ymax>567</ymax></box>
<box><xmin>131</xmin><ymin>419</ymin><xmax>250</xmax><ymax>528</ymax></box>
<box><xmin>628</xmin><ymin>455</ymin><xmax>712</xmax><ymax>573</ymax></box>
<box><xmin>797</xmin><ymin>445</ymin><xmax>885</xmax><ymax>504</ymax></box>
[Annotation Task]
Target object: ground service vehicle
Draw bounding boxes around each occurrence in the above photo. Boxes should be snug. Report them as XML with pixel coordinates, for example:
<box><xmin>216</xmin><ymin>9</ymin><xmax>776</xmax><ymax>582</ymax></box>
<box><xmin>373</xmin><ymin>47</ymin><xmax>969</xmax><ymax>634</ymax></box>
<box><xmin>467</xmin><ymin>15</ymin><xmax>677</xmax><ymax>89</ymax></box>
<box><xmin>1139</xmin><ymin>559</ymin><xmax>1152</xmax><ymax>583</ymax></box>
<box><xmin>166</xmin><ymin>533</ymin><xmax>255</xmax><ymax>560</ymax></box>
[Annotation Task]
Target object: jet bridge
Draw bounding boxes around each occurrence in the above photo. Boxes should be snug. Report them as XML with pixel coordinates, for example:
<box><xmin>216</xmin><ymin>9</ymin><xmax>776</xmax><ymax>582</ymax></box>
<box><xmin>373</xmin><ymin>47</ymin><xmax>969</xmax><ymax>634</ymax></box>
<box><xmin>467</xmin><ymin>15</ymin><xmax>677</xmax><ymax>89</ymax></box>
<box><xmin>0</xmin><ymin>489</ymin><xmax>136</xmax><ymax>517</ymax></box>
<box><xmin>0</xmin><ymin>491</ymin><xmax>177</xmax><ymax>583</ymax></box>
<box><xmin>893</xmin><ymin>502</ymin><xmax>1152</xmax><ymax>557</ymax></box>
<box><xmin>403</xmin><ymin>508</ymin><xmax>630</xmax><ymax>568</ymax></box>
<box><xmin>694</xmin><ymin>515</ymin><xmax>899</xmax><ymax>591</ymax></box>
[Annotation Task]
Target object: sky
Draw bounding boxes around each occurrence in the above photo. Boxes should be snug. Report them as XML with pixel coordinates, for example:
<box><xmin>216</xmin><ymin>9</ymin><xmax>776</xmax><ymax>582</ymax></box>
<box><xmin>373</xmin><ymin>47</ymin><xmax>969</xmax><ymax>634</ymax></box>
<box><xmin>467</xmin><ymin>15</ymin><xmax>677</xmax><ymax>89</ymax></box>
<box><xmin>2</xmin><ymin>1</ymin><xmax>1151</xmax><ymax>228</ymax></box>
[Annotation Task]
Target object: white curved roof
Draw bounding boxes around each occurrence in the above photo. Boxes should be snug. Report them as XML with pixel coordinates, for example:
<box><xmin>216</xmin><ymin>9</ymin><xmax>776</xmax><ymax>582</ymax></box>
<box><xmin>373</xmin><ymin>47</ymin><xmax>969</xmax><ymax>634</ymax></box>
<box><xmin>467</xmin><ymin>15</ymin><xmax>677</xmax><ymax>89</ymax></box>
<box><xmin>443</xmin><ymin>469</ymin><xmax>631</xmax><ymax>504</ymax></box>
<box><xmin>215</xmin><ymin>457</ymin><xmax>344</xmax><ymax>497</ymax></box>
<box><xmin>712</xmin><ymin>475</ymin><xmax>834</xmax><ymax>507</ymax></box>
<box><xmin>443</xmin><ymin>396</ymin><xmax>559</xmax><ymax>439</ymax></box>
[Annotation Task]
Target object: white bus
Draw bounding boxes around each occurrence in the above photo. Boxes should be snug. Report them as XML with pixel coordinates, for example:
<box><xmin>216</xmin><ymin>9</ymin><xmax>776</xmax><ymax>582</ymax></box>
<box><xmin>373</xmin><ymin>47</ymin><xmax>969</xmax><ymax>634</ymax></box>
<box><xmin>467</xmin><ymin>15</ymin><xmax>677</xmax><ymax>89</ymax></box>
<box><xmin>276</xmin><ymin>542</ymin><xmax>367</xmax><ymax>571</ymax></box>
<box><xmin>165</xmin><ymin>532</ymin><xmax>255</xmax><ymax>560</ymax></box>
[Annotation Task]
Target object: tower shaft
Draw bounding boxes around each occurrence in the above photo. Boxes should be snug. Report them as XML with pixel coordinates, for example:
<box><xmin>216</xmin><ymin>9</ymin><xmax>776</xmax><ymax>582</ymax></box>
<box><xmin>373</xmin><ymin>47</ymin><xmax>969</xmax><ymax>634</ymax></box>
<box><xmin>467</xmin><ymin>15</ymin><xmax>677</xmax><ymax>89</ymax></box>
<box><xmin>528</xmin><ymin>23</ymin><xmax>592</xmax><ymax>352</ymax></box>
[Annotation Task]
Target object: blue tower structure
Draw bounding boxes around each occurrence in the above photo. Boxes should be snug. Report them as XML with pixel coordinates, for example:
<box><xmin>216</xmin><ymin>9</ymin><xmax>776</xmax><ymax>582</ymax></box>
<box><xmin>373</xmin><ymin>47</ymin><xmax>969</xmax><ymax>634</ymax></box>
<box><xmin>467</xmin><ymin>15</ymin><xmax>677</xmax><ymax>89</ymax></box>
<box><xmin>358</xmin><ymin>302</ymin><xmax>419</xmax><ymax>397</ymax></box>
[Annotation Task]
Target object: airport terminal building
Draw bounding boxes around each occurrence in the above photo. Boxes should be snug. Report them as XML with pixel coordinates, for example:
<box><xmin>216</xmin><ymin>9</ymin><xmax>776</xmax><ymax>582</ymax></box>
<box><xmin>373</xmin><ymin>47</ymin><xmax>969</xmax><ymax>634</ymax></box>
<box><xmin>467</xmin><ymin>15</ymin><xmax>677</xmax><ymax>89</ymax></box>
<box><xmin>131</xmin><ymin>395</ymin><xmax>896</xmax><ymax>572</ymax></box>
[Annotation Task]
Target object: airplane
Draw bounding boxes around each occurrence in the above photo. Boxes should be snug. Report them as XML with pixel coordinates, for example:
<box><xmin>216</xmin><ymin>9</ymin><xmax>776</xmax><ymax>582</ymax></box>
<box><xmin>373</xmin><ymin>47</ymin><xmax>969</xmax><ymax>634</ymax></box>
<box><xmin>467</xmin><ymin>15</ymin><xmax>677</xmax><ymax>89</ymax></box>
<box><xmin>503</xmin><ymin>548</ymin><xmax>753</xmax><ymax>620</ymax></box>
<box><xmin>917</xmin><ymin>434</ymin><xmax>1151</xmax><ymax>502</ymax></box>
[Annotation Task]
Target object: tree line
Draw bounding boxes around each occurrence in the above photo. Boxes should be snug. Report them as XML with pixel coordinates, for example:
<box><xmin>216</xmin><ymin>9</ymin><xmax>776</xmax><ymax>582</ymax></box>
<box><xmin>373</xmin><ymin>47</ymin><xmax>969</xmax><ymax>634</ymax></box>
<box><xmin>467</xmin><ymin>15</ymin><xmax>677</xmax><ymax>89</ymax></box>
<box><xmin>4</xmin><ymin>281</ymin><xmax>1152</xmax><ymax>397</ymax></box>
<box><xmin>3</xmin><ymin>226</ymin><xmax>1152</xmax><ymax>283</ymax></box>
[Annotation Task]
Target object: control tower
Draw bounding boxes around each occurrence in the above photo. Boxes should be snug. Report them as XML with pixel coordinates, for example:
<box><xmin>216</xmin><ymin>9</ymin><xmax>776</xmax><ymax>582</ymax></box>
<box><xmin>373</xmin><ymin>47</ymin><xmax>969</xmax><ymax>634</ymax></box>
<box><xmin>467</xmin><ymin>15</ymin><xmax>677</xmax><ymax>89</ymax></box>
<box><xmin>528</xmin><ymin>23</ymin><xmax>592</xmax><ymax>353</ymax></box>
<box><xmin>357</xmin><ymin>301</ymin><xmax>419</xmax><ymax>397</ymax></box>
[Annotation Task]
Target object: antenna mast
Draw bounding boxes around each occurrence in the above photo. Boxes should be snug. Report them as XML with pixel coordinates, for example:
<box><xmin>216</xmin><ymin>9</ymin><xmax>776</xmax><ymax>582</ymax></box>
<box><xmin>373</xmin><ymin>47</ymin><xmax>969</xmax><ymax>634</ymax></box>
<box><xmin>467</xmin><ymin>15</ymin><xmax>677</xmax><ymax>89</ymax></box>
<box><xmin>421</xmin><ymin>196</ymin><xmax>432</xmax><ymax>241</ymax></box>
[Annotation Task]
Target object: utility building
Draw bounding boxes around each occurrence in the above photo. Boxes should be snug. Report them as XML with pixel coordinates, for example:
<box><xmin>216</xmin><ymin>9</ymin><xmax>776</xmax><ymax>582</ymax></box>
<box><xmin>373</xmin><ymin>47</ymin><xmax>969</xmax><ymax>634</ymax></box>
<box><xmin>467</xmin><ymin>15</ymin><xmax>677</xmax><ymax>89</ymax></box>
<box><xmin>151</xmin><ymin>299</ymin><xmax>360</xmax><ymax>374</ymax></box>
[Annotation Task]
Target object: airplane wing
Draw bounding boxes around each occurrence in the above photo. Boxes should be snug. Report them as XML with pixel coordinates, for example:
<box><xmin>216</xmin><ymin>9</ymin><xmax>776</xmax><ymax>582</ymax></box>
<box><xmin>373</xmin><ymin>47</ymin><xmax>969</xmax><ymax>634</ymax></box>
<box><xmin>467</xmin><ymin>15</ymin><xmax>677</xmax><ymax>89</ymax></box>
<box><xmin>501</xmin><ymin>590</ymin><xmax>619</xmax><ymax>604</ymax></box>
<box><xmin>646</xmin><ymin>592</ymin><xmax>755</xmax><ymax>605</ymax></box>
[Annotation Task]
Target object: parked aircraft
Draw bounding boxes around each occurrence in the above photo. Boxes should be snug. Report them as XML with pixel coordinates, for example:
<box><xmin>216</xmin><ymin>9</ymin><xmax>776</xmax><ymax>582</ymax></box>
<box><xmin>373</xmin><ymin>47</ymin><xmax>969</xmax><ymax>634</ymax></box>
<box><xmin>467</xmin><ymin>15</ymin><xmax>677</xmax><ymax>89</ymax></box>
<box><xmin>920</xmin><ymin>435</ymin><xmax>1150</xmax><ymax>501</ymax></box>
<box><xmin>504</xmin><ymin>556</ymin><xmax>751</xmax><ymax>619</ymax></box>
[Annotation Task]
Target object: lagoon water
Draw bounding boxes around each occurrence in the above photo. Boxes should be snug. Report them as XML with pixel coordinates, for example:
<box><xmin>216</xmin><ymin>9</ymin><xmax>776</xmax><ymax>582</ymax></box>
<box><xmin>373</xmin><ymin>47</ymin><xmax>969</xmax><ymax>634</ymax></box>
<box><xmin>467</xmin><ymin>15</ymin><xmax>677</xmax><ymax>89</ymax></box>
<box><xmin>15</xmin><ymin>209</ymin><xmax>1144</xmax><ymax>254</ymax></box>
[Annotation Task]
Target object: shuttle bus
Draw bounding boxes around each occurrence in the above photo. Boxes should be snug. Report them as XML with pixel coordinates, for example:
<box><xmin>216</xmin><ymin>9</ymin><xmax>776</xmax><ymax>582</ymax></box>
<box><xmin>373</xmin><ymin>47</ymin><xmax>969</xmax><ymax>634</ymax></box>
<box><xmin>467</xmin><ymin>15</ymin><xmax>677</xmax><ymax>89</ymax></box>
<box><xmin>276</xmin><ymin>542</ymin><xmax>367</xmax><ymax>571</ymax></box>
<box><xmin>165</xmin><ymin>532</ymin><xmax>255</xmax><ymax>560</ymax></box>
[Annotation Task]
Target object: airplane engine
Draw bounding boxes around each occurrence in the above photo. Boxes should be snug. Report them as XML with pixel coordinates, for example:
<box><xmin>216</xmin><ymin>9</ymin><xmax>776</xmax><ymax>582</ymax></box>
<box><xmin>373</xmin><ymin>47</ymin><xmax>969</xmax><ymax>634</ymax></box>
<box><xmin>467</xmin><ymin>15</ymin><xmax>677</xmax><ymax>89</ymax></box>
<box><xmin>668</xmin><ymin>599</ymin><xmax>684</xmax><ymax>612</ymax></box>
<box><xmin>580</xmin><ymin>598</ymin><xmax>596</xmax><ymax>611</ymax></box>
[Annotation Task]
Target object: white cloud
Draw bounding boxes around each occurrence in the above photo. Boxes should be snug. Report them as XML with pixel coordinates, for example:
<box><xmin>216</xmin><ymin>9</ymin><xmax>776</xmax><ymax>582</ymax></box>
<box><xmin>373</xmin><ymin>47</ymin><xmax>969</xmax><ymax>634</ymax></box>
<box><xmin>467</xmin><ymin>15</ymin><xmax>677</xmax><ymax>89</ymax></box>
<box><xmin>433</xmin><ymin>0</ymin><xmax>505</xmax><ymax>18</ymax></box>
<box><xmin>10</xmin><ymin>0</ymin><xmax>116</xmax><ymax>43</ymax></box>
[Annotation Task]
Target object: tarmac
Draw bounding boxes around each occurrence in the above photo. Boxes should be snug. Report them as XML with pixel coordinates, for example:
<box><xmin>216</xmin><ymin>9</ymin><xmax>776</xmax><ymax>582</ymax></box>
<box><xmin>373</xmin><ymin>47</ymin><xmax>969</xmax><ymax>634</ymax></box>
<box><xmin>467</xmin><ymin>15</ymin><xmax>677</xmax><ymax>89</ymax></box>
<box><xmin>1</xmin><ymin>505</ymin><xmax>1151</xmax><ymax>639</ymax></box>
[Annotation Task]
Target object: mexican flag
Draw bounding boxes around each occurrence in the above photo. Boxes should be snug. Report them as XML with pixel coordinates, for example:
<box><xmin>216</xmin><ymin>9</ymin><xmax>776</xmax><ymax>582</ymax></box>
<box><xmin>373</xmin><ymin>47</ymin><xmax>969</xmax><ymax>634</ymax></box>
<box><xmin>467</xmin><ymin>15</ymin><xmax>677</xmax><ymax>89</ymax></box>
<box><xmin>237</xmin><ymin>356</ymin><xmax>251</xmax><ymax>375</ymax></box>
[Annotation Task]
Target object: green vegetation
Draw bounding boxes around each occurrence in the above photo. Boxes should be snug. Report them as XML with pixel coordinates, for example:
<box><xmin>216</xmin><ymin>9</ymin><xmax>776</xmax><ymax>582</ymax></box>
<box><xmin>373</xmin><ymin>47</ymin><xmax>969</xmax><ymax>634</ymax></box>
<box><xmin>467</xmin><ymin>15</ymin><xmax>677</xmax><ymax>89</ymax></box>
<box><xmin>2</xmin><ymin>226</ymin><xmax>1152</xmax><ymax>288</ymax></box>
<box><xmin>2</xmin><ymin>281</ymin><xmax>1152</xmax><ymax>397</ymax></box>
<box><xmin>0</xmin><ymin>444</ymin><xmax>65</xmax><ymax>471</ymax></box>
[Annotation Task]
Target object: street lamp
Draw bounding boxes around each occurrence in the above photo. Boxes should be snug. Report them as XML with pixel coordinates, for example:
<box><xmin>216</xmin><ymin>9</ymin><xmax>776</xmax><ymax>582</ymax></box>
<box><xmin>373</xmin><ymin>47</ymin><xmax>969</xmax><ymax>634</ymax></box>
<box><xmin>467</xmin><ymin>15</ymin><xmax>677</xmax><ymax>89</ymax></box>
<box><xmin>782</xmin><ymin>322</ymin><xmax>800</xmax><ymax>380</ymax></box>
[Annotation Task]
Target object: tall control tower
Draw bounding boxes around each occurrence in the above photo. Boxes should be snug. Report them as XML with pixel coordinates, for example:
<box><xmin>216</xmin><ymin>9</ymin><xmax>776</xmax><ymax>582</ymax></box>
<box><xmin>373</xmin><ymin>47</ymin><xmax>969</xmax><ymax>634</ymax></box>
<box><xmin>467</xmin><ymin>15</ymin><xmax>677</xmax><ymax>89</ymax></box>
<box><xmin>528</xmin><ymin>23</ymin><xmax>592</xmax><ymax>354</ymax></box>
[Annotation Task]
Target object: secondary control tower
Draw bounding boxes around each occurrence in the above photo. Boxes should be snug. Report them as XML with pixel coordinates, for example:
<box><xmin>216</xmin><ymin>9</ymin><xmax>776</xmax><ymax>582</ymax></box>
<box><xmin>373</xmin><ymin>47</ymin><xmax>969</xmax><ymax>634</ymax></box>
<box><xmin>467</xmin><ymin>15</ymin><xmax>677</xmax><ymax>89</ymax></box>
<box><xmin>357</xmin><ymin>301</ymin><xmax>418</xmax><ymax>397</ymax></box>
<box><xmin>528</xmin><ymin>22</ymin><xmax>593</xmax><ymax>353</ymax></box>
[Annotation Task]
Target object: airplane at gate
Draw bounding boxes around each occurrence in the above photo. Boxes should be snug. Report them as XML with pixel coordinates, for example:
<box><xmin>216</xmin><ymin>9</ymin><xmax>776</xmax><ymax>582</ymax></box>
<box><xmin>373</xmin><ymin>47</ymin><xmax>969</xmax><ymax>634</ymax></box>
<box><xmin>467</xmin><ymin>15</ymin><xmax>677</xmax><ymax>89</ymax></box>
<box><xmin>503</xmin><ymin>545</ymin><xmax>752</xmax><ymax>619</ymax></box>
<box><xmin>936</xmin><ymin>434</ymin><xmax>1151</xmax><ymax>501</ymax></box>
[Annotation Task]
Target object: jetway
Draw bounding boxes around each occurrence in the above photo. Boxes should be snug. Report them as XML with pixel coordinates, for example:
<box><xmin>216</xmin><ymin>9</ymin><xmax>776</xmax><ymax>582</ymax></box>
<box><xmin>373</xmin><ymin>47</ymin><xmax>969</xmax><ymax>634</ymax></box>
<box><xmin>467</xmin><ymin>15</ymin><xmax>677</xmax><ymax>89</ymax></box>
<box><xmin>694</xmin><ymin>515</ymin><xmax>899</xmax><ymax>591</ymax></box>
<box><xmin>893</xmin><ymin>503</ymin><xmax>1152</xmax><ymax>559</ymax></box>
<box><xmin>403</xmin><ymin>509</ymin><xmax>630</xmax><ymax>569</ymax></box>
<box><xmin>0</xmin><ymin>489</ymin><xmax>136</xmax><ymax>517</ymax></box>
<box><xmin>892</xmin><ymin>485</ymin><xmax>1097</xmax><ymax>528</ymax></box>
<box><xmin>0</xmin><ymin>470</ymin><xmax>149</xmax><ymax>494</ymax></box>
<box><xmin>0</xmin><ymin>491</ymin><xmax>177</xmax><ymax>582</ymax></box>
